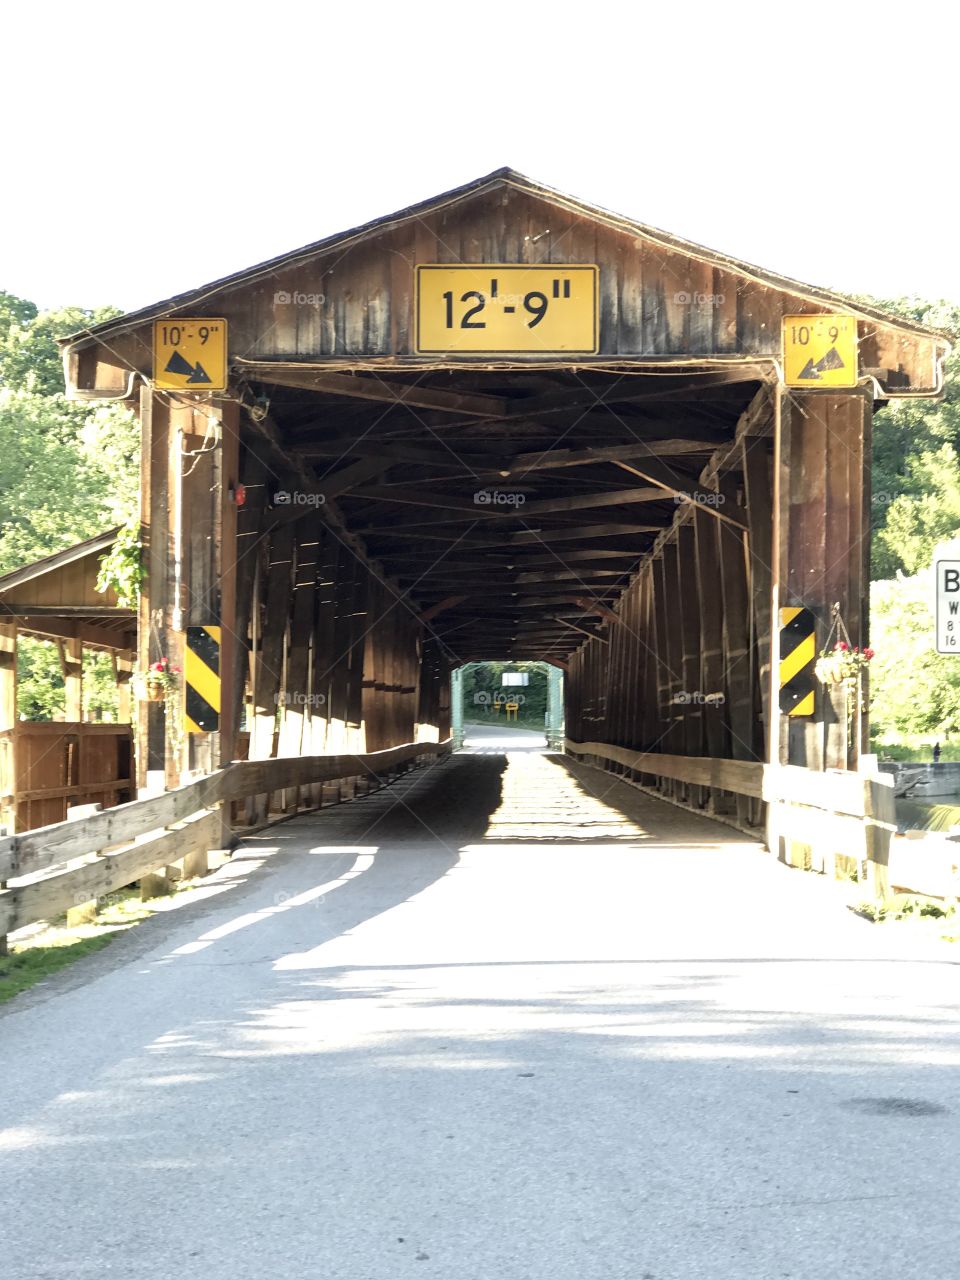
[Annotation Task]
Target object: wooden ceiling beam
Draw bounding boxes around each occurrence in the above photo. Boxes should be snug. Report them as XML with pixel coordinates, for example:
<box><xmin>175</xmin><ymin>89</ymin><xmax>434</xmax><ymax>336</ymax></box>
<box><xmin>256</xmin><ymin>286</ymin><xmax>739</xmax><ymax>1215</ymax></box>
<box><xmin>554</xmin><ymin>617</ymin><xmax>610</xmax><ymax>644</ymax></box>
<box><xmin>420</xmin><ymin>595</ymin><xmax>468</xmax><ymax>623</ymax></box>
<box><xmin>502</xmin><ymin>368</ymin><xmax>769</xmax><ymax>418</ymax></box>
<box><xmin>236</xmin><ymin>363</ymin><xmax>510</xmax><ymax>417</ymax></box>
<box><xmin>378</xmin><ymin>548</ymin><xmax>643</xmax><ymax>565</ymax></box>
<box><xmin>360</xmin><ymin>522</ymin><xmax>661</xmax><ymax>547</ymax></box>
<box><xmin>347</xmin><ymin>484</ymin><xmax>667</xmax><ymax>519</ymax></box>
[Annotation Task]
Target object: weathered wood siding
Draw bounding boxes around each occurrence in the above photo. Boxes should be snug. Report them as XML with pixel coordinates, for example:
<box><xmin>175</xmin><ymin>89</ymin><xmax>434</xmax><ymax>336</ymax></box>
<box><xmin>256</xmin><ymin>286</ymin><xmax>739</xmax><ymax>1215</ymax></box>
<box><xmin>73</xmin><ymin>185</ymin><xmax>943</xmax><ymax>390</ymax></box>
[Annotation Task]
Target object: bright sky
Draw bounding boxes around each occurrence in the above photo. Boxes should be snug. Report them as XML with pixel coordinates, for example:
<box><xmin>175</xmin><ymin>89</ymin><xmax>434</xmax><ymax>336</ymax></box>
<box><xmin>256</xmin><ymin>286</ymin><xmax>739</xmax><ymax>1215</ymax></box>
<box><xmin>2</xmin><ymin>1</ymin><xmax>955</xmax><ymax>314</ymax></box>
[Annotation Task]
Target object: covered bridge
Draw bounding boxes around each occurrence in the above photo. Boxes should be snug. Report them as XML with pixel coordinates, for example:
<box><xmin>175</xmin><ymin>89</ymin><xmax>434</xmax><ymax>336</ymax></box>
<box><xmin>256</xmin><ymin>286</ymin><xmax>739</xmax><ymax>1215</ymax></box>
<box><xmin>57</xmin><ymin>167</ymin><xmax>949</xmax><ymax>833</ymax></box>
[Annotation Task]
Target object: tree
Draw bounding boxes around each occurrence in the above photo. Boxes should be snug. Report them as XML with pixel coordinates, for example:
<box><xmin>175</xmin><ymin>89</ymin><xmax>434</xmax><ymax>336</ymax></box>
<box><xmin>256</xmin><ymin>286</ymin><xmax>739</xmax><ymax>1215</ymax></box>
<box><xmin>0</xmin><ymin>295</ymin><xmax>123</xmax><ymax>395</ymax></box>
<box><xmin>462</xmin><ymin>661</ymin><xmax>549</xmax><ymax>725</ymax></box>
<box><xmin>0</xmin><ymin>292</ymin><xmax>138</xmax><ymax>719</ymax></box>
<box><xmin>0</xmin><ymin>389</ymin><xmax>139</xmax><ymax>573</ymax></box>
<box><xmin>869</xmin><ymin>567</ymin><xmax>960</xmax><ymax>737</ymax></box>
<box><xmin>866</xmin><ymin>297</ymin><xmax>960</xmax><ymax>579</ymax></box>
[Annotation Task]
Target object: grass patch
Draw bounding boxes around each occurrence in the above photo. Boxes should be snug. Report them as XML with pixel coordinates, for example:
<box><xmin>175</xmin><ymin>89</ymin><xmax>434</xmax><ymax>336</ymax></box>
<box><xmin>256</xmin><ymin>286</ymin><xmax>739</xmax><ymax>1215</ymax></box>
<box><xmin>0</xmin><ymin>881</ymin><xmax>202</xmax><ymax>1005</ymax></box>
<box><xmin>852</xmin><ymin>894</ymin><xmax>957</xmax><ymax>936</ymax></box>
<box><xmin>0</xmin><ymin>934</ymin><xmax>114</xmax><ymax>1003</ymax></box>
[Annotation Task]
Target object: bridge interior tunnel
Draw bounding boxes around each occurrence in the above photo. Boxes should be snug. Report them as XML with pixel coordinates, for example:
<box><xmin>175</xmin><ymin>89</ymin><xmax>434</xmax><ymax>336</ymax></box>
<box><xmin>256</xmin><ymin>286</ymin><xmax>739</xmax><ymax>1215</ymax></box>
<box><xmin>227</xmin><ymin>361</ymin><xmax>777</xmax><ymax>816</ymax></box>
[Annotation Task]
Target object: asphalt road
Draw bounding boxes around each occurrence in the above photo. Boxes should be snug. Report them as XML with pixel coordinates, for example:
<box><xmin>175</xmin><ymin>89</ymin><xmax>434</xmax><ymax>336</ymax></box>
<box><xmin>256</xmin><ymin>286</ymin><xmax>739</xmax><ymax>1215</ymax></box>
<box><xmin>1</xmin><ymin>731</ymin><xmax>958</xmax><ymax>1279</ymax></box>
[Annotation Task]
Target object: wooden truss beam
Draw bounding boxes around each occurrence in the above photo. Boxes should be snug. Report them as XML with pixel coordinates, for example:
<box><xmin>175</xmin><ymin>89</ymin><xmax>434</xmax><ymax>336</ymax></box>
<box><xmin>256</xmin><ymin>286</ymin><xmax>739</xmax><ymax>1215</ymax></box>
<box><xmin>236</xmin><ymin>363</ymin><xmax>510</xmax><ymax>417</ymax></box>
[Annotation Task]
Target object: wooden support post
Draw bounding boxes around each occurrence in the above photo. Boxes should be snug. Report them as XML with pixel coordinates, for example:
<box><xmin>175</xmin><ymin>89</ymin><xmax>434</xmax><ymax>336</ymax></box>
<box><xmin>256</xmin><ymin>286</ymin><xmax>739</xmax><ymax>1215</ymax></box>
<box><xmin>346</xmin><ymin>562</ymin><xmax>368</xmax><ymax>751</ymax></box>
<box><xmin>676</xmin><ymin>524</ymin><xmax>705</xmax><ymax>805</ymax></box>
<box><xmin>137</xmin><ymin>388</ymin><xmax>171</xmax><ymax>792</ymax></box>
<box><xmin>59</xmin><ymin>634</ymin><xmax>83</xmax><ymax>722</ymax></box>
<box><xmin>217</xmin><ymin>399</ymin><xmax>240</xmax><ymax>771</ymax></box>
<box><xmin>112</xmin><ymin>654</ymin><xmax>134</xmax><ymax>724</ymax></box>
<box><xmin>0</xmin><ymin>622</ymin><xmax>14</xmax><ymax>953</ymax></box>
<box><xmin>660</xmin><ymin>543</ymin><xmax>686</xmax><ymax>797</ymax></box>
<box><xmin>231</xmin><ymin>450</ymin><xmax>270</xmax><ymax>759</ymax></box>
<box><xmin>279</xmin><ymin>525</ymin><xmax>319</xmax><ymax>811</ymax></box>
<box><xmin>717</xmin><ymin>512</ymin><xmax>757</xmax><ymax>827</ymax></box>
<box><xmin>777</xmin><ymin>390</ymin><xmax>871</xmax><ymax>771</ymax></box>
<box><xmin>650</xmin><ymin>554</ymin><xmax>674</xmax><ymax>783</ymax></box>
<box><xmin>742</xmin><ymin>436</ymin><xmax>774</xmax><ymax>751</ymax></box>
<box><xmin>312</xmin><ymin>531</ymin><xmax>339</xmax><ymax>754</ymax></box>
<box><xmin>250</xmin><ymin>524</ymin><xmax>294</xmax><ymax>760</ymax></box>
<box><xmin>693</xmin><ymin>509</ymin><xmax>732</xmax><ymax>811</ymax></box>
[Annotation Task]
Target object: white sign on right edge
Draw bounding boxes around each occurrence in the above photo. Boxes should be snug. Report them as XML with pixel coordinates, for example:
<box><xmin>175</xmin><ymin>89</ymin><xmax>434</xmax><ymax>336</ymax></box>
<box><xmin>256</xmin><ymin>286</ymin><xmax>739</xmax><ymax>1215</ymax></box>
<box><xmin>936</xmin><ymin>560</ymin><xmax>960</xmax><ymax>652</ymax></box>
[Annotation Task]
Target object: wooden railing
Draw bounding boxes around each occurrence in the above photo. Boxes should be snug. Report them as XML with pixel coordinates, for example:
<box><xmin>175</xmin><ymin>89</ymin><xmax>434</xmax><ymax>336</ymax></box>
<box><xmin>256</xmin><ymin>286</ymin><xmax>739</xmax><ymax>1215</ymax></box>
<box><xmin>0</xmin><ymin>739</ymin><xmax>451</xmax><ymax>937</ymax></box>
<box><xmin>566</xmin><ymin>739</ymin><xmax>896</xmax><ymax>899</ymax></box>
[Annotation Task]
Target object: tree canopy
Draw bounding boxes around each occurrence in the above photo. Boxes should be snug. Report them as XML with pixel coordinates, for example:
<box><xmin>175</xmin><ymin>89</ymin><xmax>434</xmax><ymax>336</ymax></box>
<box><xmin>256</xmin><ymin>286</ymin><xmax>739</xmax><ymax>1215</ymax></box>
<box><xmin>0</xmin><ymin>290</ymin><xmax>138</xmax><ymax>575</ymax></box>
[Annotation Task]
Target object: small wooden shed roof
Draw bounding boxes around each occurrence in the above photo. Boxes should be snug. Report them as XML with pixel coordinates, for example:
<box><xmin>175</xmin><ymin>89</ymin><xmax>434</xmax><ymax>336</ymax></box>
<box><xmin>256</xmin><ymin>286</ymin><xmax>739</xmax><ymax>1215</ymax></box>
<box><xmin>0</xmin><ymin>529</ymin><xmax>136</xmax><ymax>652</ymax></box>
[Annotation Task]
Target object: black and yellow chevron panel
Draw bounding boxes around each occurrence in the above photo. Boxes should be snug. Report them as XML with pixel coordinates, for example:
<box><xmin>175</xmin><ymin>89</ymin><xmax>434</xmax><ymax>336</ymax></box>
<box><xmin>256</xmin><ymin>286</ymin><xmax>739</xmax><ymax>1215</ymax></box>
<box><xmin>779</xmin><ymin>607</ymin><xmax>816</xmax><ymax>717</ymax></box>
<box><xmin>184</xmin><ymin>625</ymin><xmax>221</xmax><ymax>733</ymax></box>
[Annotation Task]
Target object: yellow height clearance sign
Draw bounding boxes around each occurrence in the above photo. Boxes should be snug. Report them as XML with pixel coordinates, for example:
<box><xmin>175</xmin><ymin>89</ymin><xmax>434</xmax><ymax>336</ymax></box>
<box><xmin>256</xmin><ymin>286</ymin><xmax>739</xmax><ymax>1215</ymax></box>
<box><xmin>416</xmin><ymin>265</ymin><xmax>598</xmax><ymax>354</ymax></box>
<box><xmin>782</xmin><ymin>314</ymin><xmax>858</xmax><ymax>388</ymax></box>
<box><xmin>153</xmin><ymin>318</ymin><xmax>228</xmax><ymax>391</ymax></box>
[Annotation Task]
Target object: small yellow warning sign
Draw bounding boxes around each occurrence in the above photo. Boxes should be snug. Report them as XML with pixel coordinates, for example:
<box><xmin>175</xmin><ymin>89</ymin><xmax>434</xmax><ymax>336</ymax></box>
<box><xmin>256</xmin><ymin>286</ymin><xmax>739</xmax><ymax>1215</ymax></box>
<box><xmin>153</xmin><ymin>318</ymin><xmax>227</xmax><ymax>391</ymax></box>
<box><xmin>782</xmin><ymin>314</ymin><xmax>858</xmax><ymax>388</ymax></box>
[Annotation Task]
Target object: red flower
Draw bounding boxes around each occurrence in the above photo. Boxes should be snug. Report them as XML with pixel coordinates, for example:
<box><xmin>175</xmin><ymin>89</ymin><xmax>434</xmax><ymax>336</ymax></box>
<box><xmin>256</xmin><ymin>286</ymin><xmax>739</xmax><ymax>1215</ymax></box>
<box><xmin>838</xmin><ymin>642</ymin><xmax>848</xmax><ymax>651</ymax></box>
<box><xmin>863</xmin><ymin>647</ymin><xmax>875</xmax><ymax>659</ymax></box>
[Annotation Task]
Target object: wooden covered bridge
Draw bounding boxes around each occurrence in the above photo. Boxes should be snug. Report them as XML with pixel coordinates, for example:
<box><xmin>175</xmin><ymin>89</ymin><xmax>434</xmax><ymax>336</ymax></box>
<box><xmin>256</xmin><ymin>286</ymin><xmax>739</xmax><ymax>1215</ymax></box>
<box><xmin>0</xmin><ymin>168</ymin><xmax>945</xmax><ymax>925</ymax></box>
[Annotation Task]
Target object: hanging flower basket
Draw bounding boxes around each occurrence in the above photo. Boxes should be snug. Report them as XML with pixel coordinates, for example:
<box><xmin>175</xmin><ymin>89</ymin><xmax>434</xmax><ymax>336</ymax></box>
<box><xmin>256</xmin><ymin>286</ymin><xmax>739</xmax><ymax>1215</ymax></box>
<box><xmin>137</xmin><ymin>657</ymin><xmax>181</xmax><ymax>703</ymax></box>
<box><xmin>814</xmin><ymin>642</ymin><xmax>874</xmax><ymax>687</ymax></box>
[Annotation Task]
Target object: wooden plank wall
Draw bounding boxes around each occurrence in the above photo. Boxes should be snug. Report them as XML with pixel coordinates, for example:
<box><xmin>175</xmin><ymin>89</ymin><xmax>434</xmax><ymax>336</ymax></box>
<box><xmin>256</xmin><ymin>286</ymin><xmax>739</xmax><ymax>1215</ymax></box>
<box><xmin>228</xmin><ymin>455</ymin><xmax>451</xmax><ymax>774</ymax></box>
<box><xmin>565</xmin><ymin>494</ymin><xmax>768</xmax><ymax>822</ymax></box>
<box><xmin>84</xmin><ymin>184</ymin><xmax>941</xmax><ymax>393</ymax></box>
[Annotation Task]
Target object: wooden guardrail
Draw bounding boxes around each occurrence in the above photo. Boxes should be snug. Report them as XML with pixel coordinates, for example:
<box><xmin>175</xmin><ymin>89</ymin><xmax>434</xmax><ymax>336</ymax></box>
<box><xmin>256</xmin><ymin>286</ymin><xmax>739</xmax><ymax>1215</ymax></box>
<box><xmin>566</xmin><ymin>739</ymin><xmax>896</xmax><ymax>900</ymax></box>
<box><xmin>0</xmin><ymin>739</ymin><xmax>451</xmax><ymax>938</ymax></box>
<box><xmin>564</xmin><ymin>740</ymin><xmax>764</xmax><ymax>799</ymax></box>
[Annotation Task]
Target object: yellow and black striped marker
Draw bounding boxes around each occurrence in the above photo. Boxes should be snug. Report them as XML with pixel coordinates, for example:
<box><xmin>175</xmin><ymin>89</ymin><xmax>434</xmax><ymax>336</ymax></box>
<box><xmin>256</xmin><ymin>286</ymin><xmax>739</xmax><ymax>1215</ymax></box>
<box><xmin>184</xmin><ymin>625</ymin><xmax>221</xmax><ymax>733</ymax></box>
<box><xmin>779</xmin><ymin>607</ymin><xmax>815</xmax><ymax>716</ymax></box>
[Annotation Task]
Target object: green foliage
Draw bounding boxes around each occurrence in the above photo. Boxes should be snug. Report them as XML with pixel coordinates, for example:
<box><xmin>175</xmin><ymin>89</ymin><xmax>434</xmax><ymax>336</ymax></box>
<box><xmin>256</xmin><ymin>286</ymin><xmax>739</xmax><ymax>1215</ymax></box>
<box><xmin>95</xmin><ymin>516</ymin><xmax>143</xmax><ymax>607</ymax></box>
<box><xmin>854</xmin><ymin>895</ymin><xmax>956</xmax><ymax>925</ymax></box>
<box><xmin>14</xmin><ymin>639</ymin><xmax>120</xmax><ymax>722</ymax></box>
<box><xmin>0</xmin><ymin>291</ymin><xmax>138</xmax><ymax>720</ymax></box>
<box><xmin>866</xmin><ymin>296</ymin><xmax>960</xmax><ymax>579</ymax></box>
<box><xmin>83</xmin><ymin>650</ymin><xmax>121</xmax><ymax>721</ymax></box>
<box><xmin>462</xmin><ymin>661</ymin><xmax>549</xmax><ymax>726</ymax></box>
<box><xmin>0</xmin><ymin>292</ymin><xmax>138</xmax><ymax>576</ymax></box>
<box><xmin>869</xmin><ymin>569</ymin><xmax>960</xmax><ymax>737</ymax></box>
<box><xmin>16</xmin><ymin>636</ymin><xmax>64</xmax><ymax>721</ymax></box>
<box><xmin>0</xmin><ymin>389</ymin><xmax>138</xmax><ymax>572</ymax></box>
<box><xmin>0</xmin><ymin>291</ymin><xmax>123</xmax><ymax>395</ymax></box>
<box><xmin>0</xmin><ymin>935</ymin><xmax>114</xmax><ymax>1004</ymax></box>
